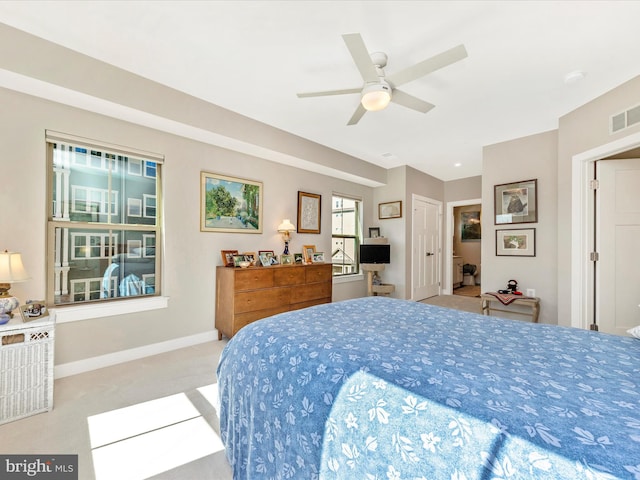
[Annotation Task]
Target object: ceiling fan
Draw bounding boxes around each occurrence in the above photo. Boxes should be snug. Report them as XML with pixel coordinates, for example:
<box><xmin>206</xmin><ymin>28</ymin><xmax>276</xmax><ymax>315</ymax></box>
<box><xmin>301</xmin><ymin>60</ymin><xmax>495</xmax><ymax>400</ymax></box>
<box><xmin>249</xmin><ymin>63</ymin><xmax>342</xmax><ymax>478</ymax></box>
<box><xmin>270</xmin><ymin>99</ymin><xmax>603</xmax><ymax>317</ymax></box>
<box><xmin>297</xmin><ymin>33</ymin><xmax>467</xmax><ymax>125</ymax></box>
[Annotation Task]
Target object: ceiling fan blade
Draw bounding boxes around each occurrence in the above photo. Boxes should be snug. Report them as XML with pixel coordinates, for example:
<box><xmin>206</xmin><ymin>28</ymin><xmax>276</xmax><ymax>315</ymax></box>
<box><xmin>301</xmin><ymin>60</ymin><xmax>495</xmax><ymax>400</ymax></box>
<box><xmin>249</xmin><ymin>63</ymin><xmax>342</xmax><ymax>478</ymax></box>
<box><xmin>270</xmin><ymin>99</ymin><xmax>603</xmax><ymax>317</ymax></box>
<box><xmin>387</xmin><ymin>44</ymin><xmax>467</xmax><ymax>87</ymax></box>
<box><xmin>297</xmin><ymin>87</ymin><xmax>361</xmax><ymax>98</ymax></box>
<box><xmin>347</xmin><ymin>104</ymin><xmax>367</xmax><ymax>126</ymax></box>
<box><xmin>342</xmin><ymin>33</ymin><xmax>379</xmax><ymax>83</ymax></box>
<box><xmin>391</xmin><ymin>89</ymin><xmax>435</xmax><ymax>113</ymax></box>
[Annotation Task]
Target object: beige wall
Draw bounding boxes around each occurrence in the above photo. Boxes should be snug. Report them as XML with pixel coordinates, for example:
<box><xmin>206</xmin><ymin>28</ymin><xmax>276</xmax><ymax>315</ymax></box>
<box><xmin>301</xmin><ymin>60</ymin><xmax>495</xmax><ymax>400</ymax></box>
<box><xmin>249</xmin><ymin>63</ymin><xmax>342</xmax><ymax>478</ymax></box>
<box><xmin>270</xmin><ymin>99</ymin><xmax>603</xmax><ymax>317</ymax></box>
<box><xmin>483</xmin><ymin>130</ymin><xmax>558</xmax><ymax>324</ymax></box>
<box><xmin>0</xmin><ymin>87</ymin><xmax>374</xmax><ymax>365</ymax></box>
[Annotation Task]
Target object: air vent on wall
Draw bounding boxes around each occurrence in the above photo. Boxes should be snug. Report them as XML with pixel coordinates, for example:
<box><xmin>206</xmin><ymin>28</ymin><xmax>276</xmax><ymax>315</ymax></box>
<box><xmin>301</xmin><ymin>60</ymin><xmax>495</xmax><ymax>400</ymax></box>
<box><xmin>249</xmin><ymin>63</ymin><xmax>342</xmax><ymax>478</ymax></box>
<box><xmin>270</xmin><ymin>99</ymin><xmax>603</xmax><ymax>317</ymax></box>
<box><xmin>610</xmin><ymin>103</ymin><xmax>640</xmax><ymax>133</ymax></box>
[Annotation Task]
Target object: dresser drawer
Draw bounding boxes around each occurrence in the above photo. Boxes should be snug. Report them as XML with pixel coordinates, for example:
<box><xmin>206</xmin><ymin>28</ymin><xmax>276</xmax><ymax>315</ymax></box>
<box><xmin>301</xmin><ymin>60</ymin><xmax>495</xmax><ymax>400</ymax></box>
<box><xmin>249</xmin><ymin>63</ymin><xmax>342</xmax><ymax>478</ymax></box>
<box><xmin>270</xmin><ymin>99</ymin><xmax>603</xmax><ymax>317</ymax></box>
<box><xmin>292</xmin><ymin>282</ymin><xmax>332</xmax><ymax>304</ymax></box>
<box><xmin>305</xmin><ymin>264</ymin><xmax>332</xmax><ymax>283</ymax></box>
<box><xmin>234</xmin><ymin>268</ymin><xmax>273</xmax><ymax>291</ymax></box>
<box><xmin>235</xmin><ymin>287</ymin><xmax>291</xmax><ymax>314</ymax></box>
<box><xmin>234</xmin><ymin>306</ymin><xmax>290</xmax><ymax>331</ymax></box>
<box><xmin>274</xmin><ymin>267</ymin><xmax>305</xmax><ymax>286</ymax></box>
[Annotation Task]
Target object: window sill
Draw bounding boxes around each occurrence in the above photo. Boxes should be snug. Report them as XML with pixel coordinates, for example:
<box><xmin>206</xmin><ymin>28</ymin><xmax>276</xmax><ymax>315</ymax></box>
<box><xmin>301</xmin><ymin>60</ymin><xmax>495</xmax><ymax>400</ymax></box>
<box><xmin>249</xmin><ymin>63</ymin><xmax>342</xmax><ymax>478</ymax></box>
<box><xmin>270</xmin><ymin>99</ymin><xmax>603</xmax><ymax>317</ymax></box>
<box><xmin>51</xmin><ymin>296</ymin><xmax>169</xmax><ymax>324</ymax></box>
<box><xmin>333</xmin><ymin>273</ymin><xmax>364</xmax><ymax>284</ymax></box>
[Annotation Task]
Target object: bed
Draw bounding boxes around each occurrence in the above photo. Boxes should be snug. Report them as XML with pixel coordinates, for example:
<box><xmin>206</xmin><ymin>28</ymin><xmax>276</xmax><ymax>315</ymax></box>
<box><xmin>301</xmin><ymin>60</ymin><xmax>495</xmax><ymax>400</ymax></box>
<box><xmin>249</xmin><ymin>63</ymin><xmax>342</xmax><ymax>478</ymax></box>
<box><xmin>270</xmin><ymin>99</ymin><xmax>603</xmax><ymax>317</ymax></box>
<box><xmin>217</xmin><ymin>296</ymin><xmax>640</xmax><ymax>479</ymax></box>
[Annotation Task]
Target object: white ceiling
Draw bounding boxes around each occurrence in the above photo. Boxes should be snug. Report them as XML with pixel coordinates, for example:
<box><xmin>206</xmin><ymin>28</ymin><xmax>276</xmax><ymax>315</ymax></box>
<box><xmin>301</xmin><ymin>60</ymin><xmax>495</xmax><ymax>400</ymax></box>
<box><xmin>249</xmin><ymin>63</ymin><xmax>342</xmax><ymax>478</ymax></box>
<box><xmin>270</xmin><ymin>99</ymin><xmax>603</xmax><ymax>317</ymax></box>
<box><xmin>2</xmin><ymin>0</ymin><xmax>640</xmax><ymax>181</ymax></box>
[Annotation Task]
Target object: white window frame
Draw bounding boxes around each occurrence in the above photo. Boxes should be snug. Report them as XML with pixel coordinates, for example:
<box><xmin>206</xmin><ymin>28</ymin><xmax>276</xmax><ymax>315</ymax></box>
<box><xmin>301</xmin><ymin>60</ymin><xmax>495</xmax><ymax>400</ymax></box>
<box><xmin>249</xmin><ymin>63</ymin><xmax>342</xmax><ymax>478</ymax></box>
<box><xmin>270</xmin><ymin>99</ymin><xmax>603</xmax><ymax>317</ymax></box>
<box><xmin>46</xmin><ymin>130</ymin><xmax>166</xmax><ymax>321</ymax></box>
<box><xmin>331</xmin><ymin>193</ymin><xmax>363</xmax><ymax>279</ymax></box>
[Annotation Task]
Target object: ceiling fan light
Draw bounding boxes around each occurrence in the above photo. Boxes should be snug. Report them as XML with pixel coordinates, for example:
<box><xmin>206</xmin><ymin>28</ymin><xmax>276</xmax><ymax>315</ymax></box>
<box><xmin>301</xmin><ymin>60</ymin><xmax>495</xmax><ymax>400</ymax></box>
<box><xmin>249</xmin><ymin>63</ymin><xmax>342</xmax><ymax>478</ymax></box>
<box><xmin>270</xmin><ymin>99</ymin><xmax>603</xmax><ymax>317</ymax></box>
<box><xmin>361</xmin><ymin>83</ymin><xmax>391</xmax><ymax>111</ymax></box>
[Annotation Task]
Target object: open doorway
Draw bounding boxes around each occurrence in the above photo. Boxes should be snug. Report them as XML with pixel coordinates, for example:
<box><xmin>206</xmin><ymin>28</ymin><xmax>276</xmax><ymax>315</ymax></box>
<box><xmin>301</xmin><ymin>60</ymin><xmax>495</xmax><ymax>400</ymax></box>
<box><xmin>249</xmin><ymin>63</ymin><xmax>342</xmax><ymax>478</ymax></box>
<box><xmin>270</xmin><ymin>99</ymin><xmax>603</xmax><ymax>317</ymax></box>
<box><xmin>444</xmin><ymin>199</ymin><xmax>482</xmax><ymax>296</ymax></box>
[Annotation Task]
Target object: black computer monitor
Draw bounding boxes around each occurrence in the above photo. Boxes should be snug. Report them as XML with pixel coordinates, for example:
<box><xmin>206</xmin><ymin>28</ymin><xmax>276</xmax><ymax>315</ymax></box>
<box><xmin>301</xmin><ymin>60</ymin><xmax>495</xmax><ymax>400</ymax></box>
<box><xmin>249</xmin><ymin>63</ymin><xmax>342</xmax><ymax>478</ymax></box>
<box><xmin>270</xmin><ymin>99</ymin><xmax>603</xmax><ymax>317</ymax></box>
<box><xmin>359</xmin><ymin>244</ymin><xmax>390</xmax><ymax>264</ymax></box>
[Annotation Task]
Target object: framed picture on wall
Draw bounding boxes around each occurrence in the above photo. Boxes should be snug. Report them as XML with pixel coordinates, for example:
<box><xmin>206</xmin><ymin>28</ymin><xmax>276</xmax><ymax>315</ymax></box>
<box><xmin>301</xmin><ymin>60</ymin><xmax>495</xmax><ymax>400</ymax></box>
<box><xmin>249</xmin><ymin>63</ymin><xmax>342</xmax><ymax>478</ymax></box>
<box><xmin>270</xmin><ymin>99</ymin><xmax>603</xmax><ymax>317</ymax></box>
<box><xmin>461</xmin><ymin>211</ymin><xmax>481</xmax><ymax>241</ymax></box>
<box><xmin>297</xmin><ymin>191</ymin><xmax>321</xmax><ymax>234</ymax></box>
<box><xmin>378</xmin><ymin>200</ymin><xmax>402</xmax><ymax>219</ymax></box>
<box><xmin>496</xmin><ymin>228</ymin><xmax>536</xmax><ymax>256</ymax></box>
<box><xmin>200</xmin><ymin>171</ymin><xmax>263</xmax><ymax>233</ymax></box>
<box><xmin>494</xmin><ymin>179</ymin><xmax>537</xmax><ymax>224</ymax></box>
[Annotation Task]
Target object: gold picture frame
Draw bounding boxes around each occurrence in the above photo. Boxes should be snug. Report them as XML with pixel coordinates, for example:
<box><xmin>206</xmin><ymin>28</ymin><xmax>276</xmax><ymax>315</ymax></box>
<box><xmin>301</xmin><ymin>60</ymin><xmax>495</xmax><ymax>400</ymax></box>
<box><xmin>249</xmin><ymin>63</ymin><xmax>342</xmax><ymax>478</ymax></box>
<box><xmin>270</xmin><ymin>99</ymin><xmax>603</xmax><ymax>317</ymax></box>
<box><xmin>201</xmin><ymin>171</ymin><xmax>263</xmax><ymax>233</ymax></box>
<box><xmin>302</xmin><ymin>245</ymin><xmax>316</xmax><ymax>263</ymax></box>
<box><xmin>378</xmin><ymin>200</ymin><xmax>402</xmax><ymax>219</ymax></box>
<box><xmin>297</xmin><ymin>191</ymin><xmax>321</xmax><ymax>234</ymax></box>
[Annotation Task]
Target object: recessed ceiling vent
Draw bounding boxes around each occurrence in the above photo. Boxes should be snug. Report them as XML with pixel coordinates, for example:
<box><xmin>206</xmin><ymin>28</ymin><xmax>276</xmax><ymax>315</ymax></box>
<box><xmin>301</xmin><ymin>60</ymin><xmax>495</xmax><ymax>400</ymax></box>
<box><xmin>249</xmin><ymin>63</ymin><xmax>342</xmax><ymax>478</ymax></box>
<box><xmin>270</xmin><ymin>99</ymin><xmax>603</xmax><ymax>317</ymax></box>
<box><xmin>610</xmin><ymin>103</ymin><xmax>640</xmax><ymax>134</ymax></box>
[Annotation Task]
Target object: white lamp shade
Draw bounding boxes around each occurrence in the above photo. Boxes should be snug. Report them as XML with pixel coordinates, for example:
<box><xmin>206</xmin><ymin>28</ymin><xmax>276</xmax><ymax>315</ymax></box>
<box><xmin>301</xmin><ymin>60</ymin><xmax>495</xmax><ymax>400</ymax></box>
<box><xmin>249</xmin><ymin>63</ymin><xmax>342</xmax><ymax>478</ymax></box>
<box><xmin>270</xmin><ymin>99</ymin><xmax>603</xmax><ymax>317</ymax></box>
<box><xmin>361</xmin><ymin>83</ymin><xmax>392</xmax><ymax>111</ymax></box>
<box><xmin>0</xmin><ymin>251</ymin><xmax>30</xmax><ymax>283</ymax></box>
<box><xmin>277</xmin><ymin>219</ymin><xmax>296</xmax><ymax>233</ymax></box>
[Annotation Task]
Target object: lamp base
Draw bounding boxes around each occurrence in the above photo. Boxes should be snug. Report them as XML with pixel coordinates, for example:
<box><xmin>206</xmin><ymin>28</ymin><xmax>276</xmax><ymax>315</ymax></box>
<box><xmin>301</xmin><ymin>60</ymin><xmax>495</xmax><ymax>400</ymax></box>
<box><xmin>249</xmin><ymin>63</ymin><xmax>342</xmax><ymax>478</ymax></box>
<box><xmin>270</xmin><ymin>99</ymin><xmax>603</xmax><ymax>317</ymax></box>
<box><xmin>0</xmin><ymin>294</ymin><xmax>19</xmax><ymax>318</ymax></box>
<box><xmin>283</xmin><ymin>241</ymin><xmax>290</xmax><ymax>255</ymax></box>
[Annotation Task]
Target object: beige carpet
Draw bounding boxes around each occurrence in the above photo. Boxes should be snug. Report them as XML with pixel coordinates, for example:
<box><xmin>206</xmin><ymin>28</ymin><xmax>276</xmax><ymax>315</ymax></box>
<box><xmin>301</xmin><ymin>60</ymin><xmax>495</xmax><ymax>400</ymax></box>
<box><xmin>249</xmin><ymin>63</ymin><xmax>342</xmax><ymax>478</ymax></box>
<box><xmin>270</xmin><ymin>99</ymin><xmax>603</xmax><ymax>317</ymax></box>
<box><xmin>453</xmin><ymin>285</ymin><xmax>481</xmax><ymax>297</ymax></box>
<box><xmin>420</xmin><ymin>292</ymin><xmax>483</xmax><ymax>314</ymax></box>
<box><xmin>0</xmin><ymin>341</ymin><xmax>233</xmax><ymax>480</ymax></box>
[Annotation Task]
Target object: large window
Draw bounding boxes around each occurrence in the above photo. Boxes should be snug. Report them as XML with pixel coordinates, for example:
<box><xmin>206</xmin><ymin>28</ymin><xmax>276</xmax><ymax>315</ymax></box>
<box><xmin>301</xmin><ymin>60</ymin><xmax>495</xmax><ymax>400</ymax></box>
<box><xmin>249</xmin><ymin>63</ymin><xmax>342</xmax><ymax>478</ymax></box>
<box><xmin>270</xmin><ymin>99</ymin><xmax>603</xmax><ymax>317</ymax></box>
<box><xmin>331</xmin><ymin>194</ymin><xmax>362</xmax><ymax>276</ymax></box>
<box><xmin>46</xmin><ymin>131</ymin><xmax>163</xmax><ymax>306</ymax></box>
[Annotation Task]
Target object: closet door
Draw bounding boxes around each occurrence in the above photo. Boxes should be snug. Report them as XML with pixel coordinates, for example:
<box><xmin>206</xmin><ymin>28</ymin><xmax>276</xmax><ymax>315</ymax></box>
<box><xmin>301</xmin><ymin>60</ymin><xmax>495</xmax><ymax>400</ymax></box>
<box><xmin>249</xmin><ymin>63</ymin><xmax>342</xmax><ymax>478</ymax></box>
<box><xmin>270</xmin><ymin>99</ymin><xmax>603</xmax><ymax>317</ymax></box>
<box><xmin>595</xmin><ymin>158</ymin><xmax>640</xmax><ymax>335</ymax></box>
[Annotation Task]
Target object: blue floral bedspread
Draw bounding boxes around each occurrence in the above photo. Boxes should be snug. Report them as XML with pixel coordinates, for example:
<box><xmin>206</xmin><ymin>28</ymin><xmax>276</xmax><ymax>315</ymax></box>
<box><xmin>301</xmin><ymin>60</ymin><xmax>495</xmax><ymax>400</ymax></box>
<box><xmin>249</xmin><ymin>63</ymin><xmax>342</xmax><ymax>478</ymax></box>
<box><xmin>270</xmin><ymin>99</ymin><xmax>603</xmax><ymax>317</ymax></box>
<box><xmin>217</xmin><ymin>297</ymin><xmax>640</xmax><ymax>479</ymax></box>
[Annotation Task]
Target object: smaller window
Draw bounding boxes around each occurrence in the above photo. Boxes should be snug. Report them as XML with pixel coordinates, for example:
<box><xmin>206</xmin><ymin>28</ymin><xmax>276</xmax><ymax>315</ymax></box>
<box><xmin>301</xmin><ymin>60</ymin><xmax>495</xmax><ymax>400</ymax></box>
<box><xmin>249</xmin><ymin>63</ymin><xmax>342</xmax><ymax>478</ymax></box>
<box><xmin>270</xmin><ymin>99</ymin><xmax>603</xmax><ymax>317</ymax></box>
<box><xmin>331</xmin><ymin>194</ymin><xmax>362</xmax><ymax>276</ymax></box>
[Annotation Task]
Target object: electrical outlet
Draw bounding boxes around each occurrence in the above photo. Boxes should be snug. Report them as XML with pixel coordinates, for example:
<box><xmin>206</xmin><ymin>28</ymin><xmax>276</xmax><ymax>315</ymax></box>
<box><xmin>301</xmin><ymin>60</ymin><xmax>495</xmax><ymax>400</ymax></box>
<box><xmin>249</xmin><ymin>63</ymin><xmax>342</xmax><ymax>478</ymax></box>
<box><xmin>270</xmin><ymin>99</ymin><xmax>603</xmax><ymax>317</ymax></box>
<box><xmin>526</xmin><ymin>288</ymin><xmax>535</xmax><ymax>297</ymax></box>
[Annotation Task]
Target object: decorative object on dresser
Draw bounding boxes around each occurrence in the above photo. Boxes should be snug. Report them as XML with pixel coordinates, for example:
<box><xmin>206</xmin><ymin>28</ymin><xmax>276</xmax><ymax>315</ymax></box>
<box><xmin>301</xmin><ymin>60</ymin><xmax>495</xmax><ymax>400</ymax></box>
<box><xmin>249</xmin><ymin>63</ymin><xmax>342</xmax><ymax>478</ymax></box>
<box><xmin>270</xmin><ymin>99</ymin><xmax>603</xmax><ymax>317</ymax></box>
<box><xmin>494</xmin><ymin>178</ymin><xmax>537</xmax><ymax>224</ymax></box>
<box><xmin>368</xmin><ymin>227</ymin><xmax>381</xmax><ymax>238</ymax></box>
<box><xmin>0</xmin><ymin>314</ymin><xmax>55</xmax><ymax>425</ymax></box>
<box><xmin>297</xmin><ymin>191</ymin><xmax>321</xmax><ymax>234</ymax></box>
<box><xmin>277</xmin><ymin>219</ymin><xmax>296</xmax><ymax>254</ymax></box>
<box><xmin>200</xmin><ymin>171</ymin><xmax>263</xmax><ymax>233</ymax></box>
<box><xmin>220</xmin><ymin>250</ymin><xmax>239</xmax><ymax>267</ymax></box>
<box><xmin>0</xmin><ymin>250</ymin><xmax>30</xmax><ymax>318</ymax></box>
<box><xmin>302</xmin><ymin>245</ymin><xmax>316</xmax><ymax>264</ymax></box>
<box><xmin>378</xmin><ymin>200</ymin><xmax>402</xmax><ymax>219</ymax></box>
<box><xmin>19</xmin><ymin>301</ymin><xmax>48</xmax><ymax>323</ymax></box>
<box><xmin>215</xmin><ymin>263</ymin><xmax>332</xmax><ymax>339</ymax></box>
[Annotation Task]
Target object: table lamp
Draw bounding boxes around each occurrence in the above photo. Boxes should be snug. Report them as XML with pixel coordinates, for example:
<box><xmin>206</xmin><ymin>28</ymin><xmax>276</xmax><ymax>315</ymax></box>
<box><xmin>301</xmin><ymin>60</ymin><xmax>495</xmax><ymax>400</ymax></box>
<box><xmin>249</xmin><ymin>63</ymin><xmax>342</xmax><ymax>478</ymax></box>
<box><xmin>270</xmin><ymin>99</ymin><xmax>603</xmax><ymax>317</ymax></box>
<box><xmin>0</xmin><ymin>250</ymin><xmax>31</xmax><ymax>318</ymax></box>
<box><xmin>277</xmin><ymin>219</ymin><xmax>296</xmax><ymax>254</ymax></box>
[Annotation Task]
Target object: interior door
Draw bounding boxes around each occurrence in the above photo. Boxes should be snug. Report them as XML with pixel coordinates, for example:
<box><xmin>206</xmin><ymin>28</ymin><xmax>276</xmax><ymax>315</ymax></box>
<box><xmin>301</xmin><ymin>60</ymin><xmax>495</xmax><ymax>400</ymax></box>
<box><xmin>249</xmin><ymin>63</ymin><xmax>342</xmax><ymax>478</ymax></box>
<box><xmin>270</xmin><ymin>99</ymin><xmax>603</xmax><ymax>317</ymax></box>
<box><xmin>413</xmin><ymin>198</ymin><xmax>440</xmax><ymax>300</ymax></box>
<box><xmin>595</xmin><ymin>158</ymin><xmax>640</xmax><ymax>335</ymax></box>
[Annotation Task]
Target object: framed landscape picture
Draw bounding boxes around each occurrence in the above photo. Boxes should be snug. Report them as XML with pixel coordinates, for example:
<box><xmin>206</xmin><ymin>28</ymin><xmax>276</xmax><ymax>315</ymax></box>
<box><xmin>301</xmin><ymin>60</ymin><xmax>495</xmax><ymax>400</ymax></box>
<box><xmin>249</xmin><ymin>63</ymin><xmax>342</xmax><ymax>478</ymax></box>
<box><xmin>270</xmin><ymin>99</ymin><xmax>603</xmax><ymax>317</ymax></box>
<box><xmin>201</xmin><ymin>172</ymin><xmax>263</xmax><ymax>233</ymax></box>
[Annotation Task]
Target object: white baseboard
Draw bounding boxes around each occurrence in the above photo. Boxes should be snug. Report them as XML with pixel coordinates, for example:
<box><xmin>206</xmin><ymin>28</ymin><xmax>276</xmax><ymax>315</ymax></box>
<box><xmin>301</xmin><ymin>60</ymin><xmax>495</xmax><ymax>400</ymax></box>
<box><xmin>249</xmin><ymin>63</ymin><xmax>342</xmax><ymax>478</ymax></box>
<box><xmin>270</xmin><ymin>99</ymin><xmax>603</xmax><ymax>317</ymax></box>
<box><xmin>54</xmin><ymin>330</ymin><xmax>219</xmax><ymax>379</ymax></box>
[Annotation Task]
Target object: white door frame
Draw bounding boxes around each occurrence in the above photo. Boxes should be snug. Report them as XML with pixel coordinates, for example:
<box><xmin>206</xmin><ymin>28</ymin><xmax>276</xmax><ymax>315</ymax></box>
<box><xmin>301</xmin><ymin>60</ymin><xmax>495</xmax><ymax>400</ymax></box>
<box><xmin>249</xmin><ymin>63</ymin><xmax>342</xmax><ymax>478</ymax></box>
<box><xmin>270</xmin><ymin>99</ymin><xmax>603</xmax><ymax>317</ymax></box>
<box><xmin>571</xmin><ymin>131</ymin><xmax>640</xmax><ymax>329</ymax></box>
<box><xmin>411</xmin><ymin>194</ymin><xmax>442</xmax><ymax>301</ymax></box>
<box><xmin>444</xmin><ymin>198</ymin><xmax>482</xmax><ymax>295</ymax></box>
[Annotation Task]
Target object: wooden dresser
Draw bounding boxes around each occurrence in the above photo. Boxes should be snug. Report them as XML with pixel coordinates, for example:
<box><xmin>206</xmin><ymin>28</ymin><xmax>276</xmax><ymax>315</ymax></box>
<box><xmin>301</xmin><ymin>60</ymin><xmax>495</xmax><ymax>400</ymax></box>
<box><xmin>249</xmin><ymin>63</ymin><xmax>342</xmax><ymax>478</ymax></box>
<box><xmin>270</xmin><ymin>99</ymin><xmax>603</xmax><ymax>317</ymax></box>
<box><xmin>215</xmin><ymin>263</ymin><xmax>332</xmax><ymax>339</ymax></box>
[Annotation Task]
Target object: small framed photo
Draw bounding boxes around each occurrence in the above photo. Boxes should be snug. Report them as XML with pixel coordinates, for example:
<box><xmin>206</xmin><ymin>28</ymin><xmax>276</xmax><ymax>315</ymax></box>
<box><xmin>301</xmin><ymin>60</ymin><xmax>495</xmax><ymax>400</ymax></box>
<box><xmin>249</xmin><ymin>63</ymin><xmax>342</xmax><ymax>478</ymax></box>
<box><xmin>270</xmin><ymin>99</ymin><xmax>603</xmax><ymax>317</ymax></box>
<box><xmin>494</xmin><ymin>179</ymin><xmax>537</xmax><ymax>224</ymax></box>
<box><xmin>221</xmin><ymin>250</ymin><xmax>239</xmax><ymax>267</ymax></box>
<box><xmin>294</xmin><ymin>253</ymin><xmax>304</xmax><ymax>264</ymax></box>
<box><xmin>242</xmin><ymin>252</ymin><xmax>257</xmax><ymax>266</ymax></box>
<box><xmin>368</xmin><ymin>227</ymin><xmax>381</xmax><ymax>238</ymax></box>
<box><xmin>20</xmin><ymin>301</ymin><xmax>49</xmax><ymax>323</ymax></box>
<box><xmin>302</xmin><ymin>245</ymin><xmax>316</xmax><ymax>263</ymax></box>
<box><xmin>280</xmin><ymin>254</ymin><xmax>293</xmax><ymax>265</ymax></box>
<box><xmin>496</xmin><ymin>228</ymin><xmax>536</xmax><ymax>257</ymax></box>
<box><xmin>312</xmin><ymin>252</ymin><xmax>325</xmax><ymax>263</ymax></box>
<box><xmin>379</xmin><ymin>201</ymin><xmax>402</xmax><ymax>219</ymax></box>
<box><xmin>297</xmin><ymin>191</ymin><xmax>321</xmax><ymax>234</ymax></box>
<box><xmin>259</xmin><ymin>253</ymin><xmax>272</xmax><ymax>266</ymax></box>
